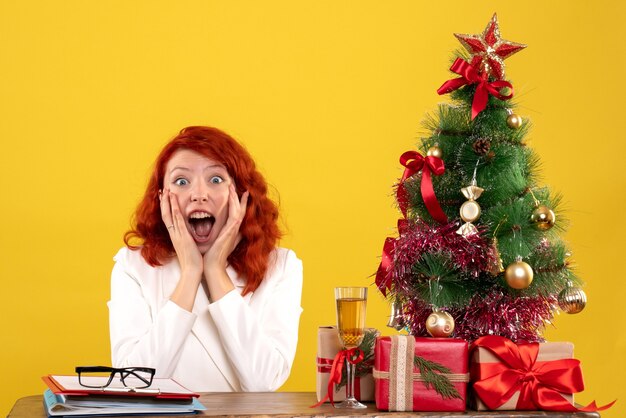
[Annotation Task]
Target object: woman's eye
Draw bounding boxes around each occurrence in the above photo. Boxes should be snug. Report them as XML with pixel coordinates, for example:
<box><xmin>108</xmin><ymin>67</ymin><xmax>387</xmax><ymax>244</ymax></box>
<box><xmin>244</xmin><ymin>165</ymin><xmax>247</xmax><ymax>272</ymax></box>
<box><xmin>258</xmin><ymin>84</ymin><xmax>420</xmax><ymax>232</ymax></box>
<box><xmin>210</xmin><ymin>176</ymin><xmax>224</xmax><ymax>184</ymax></box>
<box><xmin>174</xmin><ymin>178</ymin><xmax>189</xmax><ymax>186</ymax></box>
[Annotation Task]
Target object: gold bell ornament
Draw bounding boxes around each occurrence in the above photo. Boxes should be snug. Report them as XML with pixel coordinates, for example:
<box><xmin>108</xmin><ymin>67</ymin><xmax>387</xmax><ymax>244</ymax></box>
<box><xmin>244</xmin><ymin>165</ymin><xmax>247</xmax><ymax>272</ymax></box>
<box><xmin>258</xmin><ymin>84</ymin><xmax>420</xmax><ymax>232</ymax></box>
<box><xmin>506</xmin><ymin>109</ymin><xmax>523</xmax><ymax>129</ymax></box>
<box><xmin>386</xmin><ymin>300</ymin><xmax>406</xmax><ymax>330</ymax></box>
<box><xmin>425</xmin><ymin>310</ymin><xmax>455</xmax><ymax>338</ymax></box>
<box><xmin>558</xmin><ymin>282</ymin><xmax>587</xmax><ymax>314</ymax></box>
<box><xmin>504</xmin><ymin>256</ymin><xmax>534</xmax><ymax>290</ymax></box>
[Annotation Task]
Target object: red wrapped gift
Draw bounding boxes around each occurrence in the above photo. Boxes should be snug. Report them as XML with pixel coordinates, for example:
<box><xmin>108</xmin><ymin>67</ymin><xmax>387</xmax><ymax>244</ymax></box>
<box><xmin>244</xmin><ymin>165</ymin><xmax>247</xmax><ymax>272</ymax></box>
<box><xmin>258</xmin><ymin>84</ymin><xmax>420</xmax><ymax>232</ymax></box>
<box><xmin>315</xmin><ymin>326</ymin><xmax>377</xmax><ymax>403</ymax></box>
<box><xmin>470</xmin><ymin>335</ymin><xmax>615</xmax><ymax>412</ymax></box>
<box><xmin>374</xmin><ymin>335</ymin><xmax>469</xmax><ymax>411</ymax></box>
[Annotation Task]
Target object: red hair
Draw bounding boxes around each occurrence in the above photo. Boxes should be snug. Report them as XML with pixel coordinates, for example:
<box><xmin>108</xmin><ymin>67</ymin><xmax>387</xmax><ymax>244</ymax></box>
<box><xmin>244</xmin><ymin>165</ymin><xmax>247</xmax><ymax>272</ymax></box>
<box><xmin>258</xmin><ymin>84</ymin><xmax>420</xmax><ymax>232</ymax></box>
<box><xmin>124</xmin><ymin>126</ymin><xmax>282</xmax><ymax>295</ymax></box>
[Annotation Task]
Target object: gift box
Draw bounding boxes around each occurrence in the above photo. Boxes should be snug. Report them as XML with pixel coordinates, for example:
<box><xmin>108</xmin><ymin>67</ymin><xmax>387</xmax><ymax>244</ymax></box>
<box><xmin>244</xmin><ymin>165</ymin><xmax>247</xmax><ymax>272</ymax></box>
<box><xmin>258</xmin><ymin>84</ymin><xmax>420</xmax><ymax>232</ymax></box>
<box><xmin>470</xmin><ymin>335</ymin><xmax>579</xmax><ymax>411</ymax></box>
<box><xmin>373</xmin><ymin>335</ymin><xmax>469</xmax><ymax>411</ymax></box>
<box><xmin>315</xmin><ymin>326</ymin><xmax>377</xmax><ymax>403</ymax></box>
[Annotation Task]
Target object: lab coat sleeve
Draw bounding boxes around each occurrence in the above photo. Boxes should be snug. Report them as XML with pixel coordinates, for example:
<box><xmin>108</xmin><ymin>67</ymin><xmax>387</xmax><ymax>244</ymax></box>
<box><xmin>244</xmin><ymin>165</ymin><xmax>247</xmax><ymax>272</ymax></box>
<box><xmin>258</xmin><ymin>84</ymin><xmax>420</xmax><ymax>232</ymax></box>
<box><xmin>107</xmin><ymin>248</ymin><xmax>197</xmax><ymax>378</ymax></box>
<box><xmin>207</xmin><ymin>249</ymin><xmax>303</xmax><ymax>391</ymax></box>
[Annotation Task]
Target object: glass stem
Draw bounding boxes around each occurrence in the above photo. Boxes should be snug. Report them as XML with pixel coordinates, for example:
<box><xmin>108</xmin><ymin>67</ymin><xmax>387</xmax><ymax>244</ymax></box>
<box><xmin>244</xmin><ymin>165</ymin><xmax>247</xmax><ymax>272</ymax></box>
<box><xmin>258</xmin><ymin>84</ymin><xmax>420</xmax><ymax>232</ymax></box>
<box><xmin>345</xmin><ymin>359</ymin><xmax>356</xmax><ymax>400</ymax></box>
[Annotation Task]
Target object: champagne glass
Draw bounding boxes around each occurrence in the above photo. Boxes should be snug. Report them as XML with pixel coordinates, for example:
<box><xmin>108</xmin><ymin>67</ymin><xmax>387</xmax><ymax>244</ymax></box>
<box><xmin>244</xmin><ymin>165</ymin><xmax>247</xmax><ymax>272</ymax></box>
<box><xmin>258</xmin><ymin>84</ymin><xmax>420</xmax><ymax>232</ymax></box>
<box><xmin>334</xmin><ymin>287</ymin><xmax>368</xmax><ymax>409</ymax></box>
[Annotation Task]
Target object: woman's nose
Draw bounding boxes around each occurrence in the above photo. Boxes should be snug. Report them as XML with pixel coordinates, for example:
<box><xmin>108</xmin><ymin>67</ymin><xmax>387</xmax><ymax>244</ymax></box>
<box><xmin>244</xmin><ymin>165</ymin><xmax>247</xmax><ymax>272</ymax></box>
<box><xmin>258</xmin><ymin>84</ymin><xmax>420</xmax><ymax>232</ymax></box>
<box><xmin>191</xmin><ymin>184</ymin><xmax>209</xmax><ymax>202</ymax></box>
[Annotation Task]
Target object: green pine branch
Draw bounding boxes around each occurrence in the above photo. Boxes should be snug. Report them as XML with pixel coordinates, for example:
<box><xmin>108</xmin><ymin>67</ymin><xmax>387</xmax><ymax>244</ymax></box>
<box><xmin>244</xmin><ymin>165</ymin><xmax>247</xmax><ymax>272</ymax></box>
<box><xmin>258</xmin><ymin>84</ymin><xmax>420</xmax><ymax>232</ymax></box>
<box><xmin>413</xmin><ymin>355</ymin><xmax>462</xmax><ymax>400</ymax></box>
<box><xmin>354</xmin><ymin>330</ymin><xmax>377</xmax><ymax>377</ymax></box>
<box><xmin>410</xmin><ymin>253</ymin><xmax>477</xmax><ymax>307</ymax></box>
<box><xmin>525</xmin><ymin>239</ymin><xmax>582</xmax><ymax>296</ymax></box>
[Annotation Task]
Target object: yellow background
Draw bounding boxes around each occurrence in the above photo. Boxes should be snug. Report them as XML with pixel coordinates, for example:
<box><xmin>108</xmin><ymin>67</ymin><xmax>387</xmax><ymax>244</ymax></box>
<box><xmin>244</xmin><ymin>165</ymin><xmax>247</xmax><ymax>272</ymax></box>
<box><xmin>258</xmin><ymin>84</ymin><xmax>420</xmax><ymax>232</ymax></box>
<box><xmin>1</xmin><ymin>1</ymin><xmax>624</xmax><ymax>416</ymax></box>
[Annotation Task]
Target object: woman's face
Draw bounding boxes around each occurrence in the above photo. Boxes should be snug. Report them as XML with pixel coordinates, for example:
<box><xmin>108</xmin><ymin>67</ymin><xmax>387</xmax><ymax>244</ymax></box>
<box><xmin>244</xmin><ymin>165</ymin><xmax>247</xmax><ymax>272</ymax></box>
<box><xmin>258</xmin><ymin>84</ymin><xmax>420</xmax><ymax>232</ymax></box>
<box><xmin>163</xmin><ymin>149</ymin><xmax>232</xmax><ymax>254</ymax></box>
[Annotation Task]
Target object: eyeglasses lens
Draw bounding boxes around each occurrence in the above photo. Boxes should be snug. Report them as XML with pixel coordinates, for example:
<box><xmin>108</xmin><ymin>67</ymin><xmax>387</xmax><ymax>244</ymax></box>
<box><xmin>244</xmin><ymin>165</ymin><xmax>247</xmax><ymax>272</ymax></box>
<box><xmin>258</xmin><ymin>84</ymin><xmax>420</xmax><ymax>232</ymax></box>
<box><xmin>120</xmin><ymin>368</ymin><xmax>154</xmax><ymax>388</ymax></box>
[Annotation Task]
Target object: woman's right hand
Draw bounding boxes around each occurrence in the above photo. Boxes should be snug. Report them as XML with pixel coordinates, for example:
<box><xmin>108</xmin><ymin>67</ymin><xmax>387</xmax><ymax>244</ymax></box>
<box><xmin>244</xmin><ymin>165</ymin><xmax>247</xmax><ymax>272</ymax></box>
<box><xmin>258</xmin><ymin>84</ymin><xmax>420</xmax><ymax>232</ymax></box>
<box><xmin>160</xmin><ymin>188</ymin><xmax>203</xmax><ymax>280</ymax></box>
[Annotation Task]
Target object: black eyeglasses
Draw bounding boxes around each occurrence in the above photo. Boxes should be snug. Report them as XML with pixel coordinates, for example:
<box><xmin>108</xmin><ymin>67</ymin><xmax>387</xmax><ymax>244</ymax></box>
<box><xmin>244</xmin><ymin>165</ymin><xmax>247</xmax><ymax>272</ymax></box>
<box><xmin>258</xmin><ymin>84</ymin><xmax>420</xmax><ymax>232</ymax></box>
<box><xmin>75</xmin><ymin>366</ymin><xmax>156</xmax><ymax>390</ymax></box>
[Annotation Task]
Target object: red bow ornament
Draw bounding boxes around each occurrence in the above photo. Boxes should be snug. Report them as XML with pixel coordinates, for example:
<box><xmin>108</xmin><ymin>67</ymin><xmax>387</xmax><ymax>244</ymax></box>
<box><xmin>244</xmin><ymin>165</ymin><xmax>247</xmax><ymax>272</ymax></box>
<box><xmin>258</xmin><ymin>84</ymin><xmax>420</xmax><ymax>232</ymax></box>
<box><xmin>375</xmin><ymin>220</ymin><xmax>409</xmax><ymax>296</ymax></box>
<box><xmin>470</xmin><ymin>336</ymin><xmax>615</xmax><ymax>412</ymax></box>
<box><xmin>375</xmin><ymin>237</ymin><xmax>395</xmax><ymax>297</ymax></box>
<box><xmin>437</xmin><ymin>58</ymin><xmax>514</xmax><ymax>120</ymax></box>
<box><xmin>397</xmin><ymin>150</ymin><xmax>448</xmax><ymax>224</ymax></box>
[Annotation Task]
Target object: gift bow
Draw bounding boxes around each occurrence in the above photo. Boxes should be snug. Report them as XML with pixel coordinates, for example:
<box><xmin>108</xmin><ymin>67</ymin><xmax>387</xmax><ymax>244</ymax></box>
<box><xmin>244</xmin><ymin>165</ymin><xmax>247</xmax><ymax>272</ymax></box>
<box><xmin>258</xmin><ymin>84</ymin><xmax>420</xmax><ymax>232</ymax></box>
<box><xmin>471</xmin><ymin>336</ymin><xmax>615</xmax><ymax>412</ymax></box>
<box><xmin>316</xmin><ymin>357</ymin><xmax>363</xmax><ymax>400</ymax></box>
<box><xmin>397</xmin><ymin>150</ymin><xmax>447</xmax><ymax>224</ymax></box>
<box><xmin>437</xmin><ymin>58</ymin><xmax>514</xmax><ymax>120</ymax></box>
<box><xmin>311</xmin><ymin>347</ymin><xmax>364</xmax><ymax>407</ymax></box>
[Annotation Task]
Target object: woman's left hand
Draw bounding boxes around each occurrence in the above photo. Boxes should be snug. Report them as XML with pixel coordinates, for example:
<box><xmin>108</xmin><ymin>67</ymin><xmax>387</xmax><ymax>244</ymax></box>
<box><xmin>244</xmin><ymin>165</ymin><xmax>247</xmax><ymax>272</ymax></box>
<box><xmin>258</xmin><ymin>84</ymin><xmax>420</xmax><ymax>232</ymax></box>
<box><xmin>202</xmin><ymin>184</ymin><xmax>249</xmax><ymax>295</ymax></box>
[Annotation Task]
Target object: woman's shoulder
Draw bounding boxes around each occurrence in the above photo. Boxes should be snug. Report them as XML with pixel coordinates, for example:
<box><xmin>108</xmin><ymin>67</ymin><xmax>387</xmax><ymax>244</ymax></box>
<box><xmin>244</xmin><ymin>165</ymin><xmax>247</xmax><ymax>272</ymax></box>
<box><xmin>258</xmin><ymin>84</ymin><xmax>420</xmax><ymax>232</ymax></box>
<box><xmin>267</xmin><ymin>247</ymin><xmax>302</xmax><ymax>279</ymax></box>
<box><xmin>111</xmin><ymin>246</ymin><xmax>175</xmax><ymax>288</ymax></box>
<box><xmin>272</xmin><ymin>246</ymin><xmax>301</xmax><ymax>265</ymax></box>
<box><xmin>112</xmin><ymin>246</ymin><xmax>164</xmax><ymax>277</ymax></box>
<box><xmin>113</xmin><ymin>246</ymin><xmax>146</xmax><ymax>266</ymax></box>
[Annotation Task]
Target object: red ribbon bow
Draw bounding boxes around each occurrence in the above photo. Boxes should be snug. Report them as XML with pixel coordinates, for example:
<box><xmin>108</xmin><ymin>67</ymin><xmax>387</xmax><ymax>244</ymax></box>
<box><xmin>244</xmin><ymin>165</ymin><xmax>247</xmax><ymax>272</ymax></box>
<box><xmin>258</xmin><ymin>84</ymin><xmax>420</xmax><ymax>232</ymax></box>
<box><xmin>471</xmin><ymin>336</ymin><xmax>615</xmax><ymax>412</ymax></box>
<box><xmin>437</xmin><ymin>58</ymin><xmax>514</xmax><ymax>120</ymax></box>
<box><xmin>311</xmin><ymin>348</ymin><xmax>364</xmax><ymax>407</ymax></box>
<box><xmin>317</xmin><ymin>357</ymin><xmax>364</xmax><ymax>399</ymax></box>
<box><xmin>375</xmin><ymin>237</ymin><xmax>395</xmax><ymax>297</ymax></box>
<box><xmin>397</xmin><ymin>150</ymin><xmax>447</xmax><ymax>224</ymax></box>
<box><xmin>374</xmin><ymin>219</ymin><xmax>409</xmax><ymax>296</ymax></box>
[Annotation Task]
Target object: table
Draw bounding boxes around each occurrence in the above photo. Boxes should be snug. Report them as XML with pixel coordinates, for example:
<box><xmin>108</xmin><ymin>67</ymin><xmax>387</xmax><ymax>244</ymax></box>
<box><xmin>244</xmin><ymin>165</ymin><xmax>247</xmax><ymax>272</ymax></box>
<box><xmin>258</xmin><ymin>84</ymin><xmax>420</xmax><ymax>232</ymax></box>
<box><xmin>8</xmin><ymin>392</ymin><xmax>600</xmax><ymax>418</ymax></box>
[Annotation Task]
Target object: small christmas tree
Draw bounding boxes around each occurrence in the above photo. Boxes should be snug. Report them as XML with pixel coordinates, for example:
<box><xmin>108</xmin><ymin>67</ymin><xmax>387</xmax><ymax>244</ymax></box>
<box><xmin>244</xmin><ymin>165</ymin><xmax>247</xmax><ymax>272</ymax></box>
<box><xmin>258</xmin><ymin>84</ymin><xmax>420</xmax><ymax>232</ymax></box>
<box><xmin>377</xmin><ymin>14</ymin><xmax>587</xmax><ymax>343</ymax></box>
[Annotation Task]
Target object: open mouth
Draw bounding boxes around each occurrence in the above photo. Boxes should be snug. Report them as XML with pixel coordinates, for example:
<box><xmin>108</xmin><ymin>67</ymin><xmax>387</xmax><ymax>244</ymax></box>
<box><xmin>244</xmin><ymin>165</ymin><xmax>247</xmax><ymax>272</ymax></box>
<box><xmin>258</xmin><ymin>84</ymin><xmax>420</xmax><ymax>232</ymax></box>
<box><xmin>188</xmin><ymin>211</ymin><xmax>215</xmax><ymax>242</ymax></box>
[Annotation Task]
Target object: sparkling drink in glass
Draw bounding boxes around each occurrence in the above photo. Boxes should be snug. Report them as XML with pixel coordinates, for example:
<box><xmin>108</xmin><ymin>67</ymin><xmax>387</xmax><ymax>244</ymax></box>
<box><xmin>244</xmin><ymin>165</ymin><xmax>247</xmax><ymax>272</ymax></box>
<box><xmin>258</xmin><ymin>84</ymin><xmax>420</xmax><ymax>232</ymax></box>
<box><xmin>334</xmin><ymin>287</ymin><xmax>367</xmax><ymax>409</ymax></box>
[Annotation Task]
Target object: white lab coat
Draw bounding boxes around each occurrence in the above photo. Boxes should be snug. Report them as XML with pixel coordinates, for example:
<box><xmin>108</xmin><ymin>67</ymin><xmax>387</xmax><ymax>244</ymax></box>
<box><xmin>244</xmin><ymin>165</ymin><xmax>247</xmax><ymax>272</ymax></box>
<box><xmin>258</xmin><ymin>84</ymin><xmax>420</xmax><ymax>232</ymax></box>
<box><xmin>108</xmin><ymin>246</ymin><xmax>303</xmax><ymax>392</ymax></box>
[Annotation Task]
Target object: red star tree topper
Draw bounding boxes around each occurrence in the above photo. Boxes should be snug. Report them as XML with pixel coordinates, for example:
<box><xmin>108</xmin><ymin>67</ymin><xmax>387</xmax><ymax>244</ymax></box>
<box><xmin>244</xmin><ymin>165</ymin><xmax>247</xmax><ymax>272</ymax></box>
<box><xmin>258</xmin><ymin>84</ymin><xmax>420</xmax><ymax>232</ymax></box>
<box><xmin>454</xmin><ymin>13</ymin><xmax>526</xmax><ymax>80</ymax></box>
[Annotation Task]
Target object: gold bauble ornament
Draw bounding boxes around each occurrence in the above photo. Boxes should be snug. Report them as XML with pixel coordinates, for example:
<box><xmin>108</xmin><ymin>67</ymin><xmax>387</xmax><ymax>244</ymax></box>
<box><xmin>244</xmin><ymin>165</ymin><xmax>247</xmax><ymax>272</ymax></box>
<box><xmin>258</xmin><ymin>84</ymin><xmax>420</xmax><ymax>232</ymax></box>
<box><xmin>558</xmin><ymin>285</ymin><xmax>587</xmax><ymax>314</ymax></box>
<box><xmin>531</xmin><ymin>205</ymin><xmax>556</xmax><ymax>231</ymax></box>
<box><xmin>427</xmin><ymin>144</ymin><xmax>443</xmax><ymax>159</ymax></box>
<box><xmin>504</xmin><ymin>258</ymin><xmax>534</xmax><ymax>290</ymax></box>
<box><xmin>425</xmin><ymin>310</ymin><xmax>455</xmax><ymax>338</ymax></box>
<box><xmin>507</xmin><ymin>113</ymin><xmax>523</xmax><ymax>129</ymax></box>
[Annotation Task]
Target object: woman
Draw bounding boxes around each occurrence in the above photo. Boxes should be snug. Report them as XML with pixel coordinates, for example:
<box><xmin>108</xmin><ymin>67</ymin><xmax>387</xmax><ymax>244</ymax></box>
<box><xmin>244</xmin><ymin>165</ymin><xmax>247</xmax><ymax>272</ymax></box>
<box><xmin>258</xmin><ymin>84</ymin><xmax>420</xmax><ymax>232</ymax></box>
<box><xmin>108</xmin><ymin>126</ymin><xmax>303</xmax><ymax>392</ymax></box>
